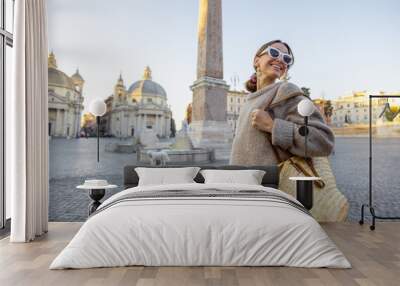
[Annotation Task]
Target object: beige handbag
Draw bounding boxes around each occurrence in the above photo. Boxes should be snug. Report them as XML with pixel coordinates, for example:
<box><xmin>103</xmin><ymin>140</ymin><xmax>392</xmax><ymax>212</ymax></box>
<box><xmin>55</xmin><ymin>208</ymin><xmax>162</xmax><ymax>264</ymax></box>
<box><xmin>267</xmin><ymin>141</ymin><xmax>349</xmax><ymax>221</ymax></box>
<box><xmin>262</xmin><ymin>93</ymin><xmax>349</xmax><ymax>222</ymax></box>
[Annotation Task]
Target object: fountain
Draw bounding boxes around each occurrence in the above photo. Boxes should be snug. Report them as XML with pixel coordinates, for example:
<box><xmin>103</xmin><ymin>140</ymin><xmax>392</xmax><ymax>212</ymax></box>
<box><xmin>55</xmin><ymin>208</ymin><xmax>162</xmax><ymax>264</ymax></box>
<box><xmin>137</xmin><ymin>127</ymin><xmax>213</xmax><ymax>165</ymax></box>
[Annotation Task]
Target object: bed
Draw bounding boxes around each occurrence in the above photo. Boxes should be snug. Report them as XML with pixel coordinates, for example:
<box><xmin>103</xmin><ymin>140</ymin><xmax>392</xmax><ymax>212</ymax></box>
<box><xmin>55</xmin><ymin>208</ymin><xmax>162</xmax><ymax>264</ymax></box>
<box><xmin>50</xmin><ymin>164</ymin><xmax>351</xmax><ymax>269</ymax></box>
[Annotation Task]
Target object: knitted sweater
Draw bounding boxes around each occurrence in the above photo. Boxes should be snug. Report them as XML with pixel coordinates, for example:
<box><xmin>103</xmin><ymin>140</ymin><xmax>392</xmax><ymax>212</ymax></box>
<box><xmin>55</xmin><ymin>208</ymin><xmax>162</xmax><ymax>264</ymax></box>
<box><xmin>229</xmin><ymin>81</ymin><xmax>335</xmax><ymax>166</ymax></box>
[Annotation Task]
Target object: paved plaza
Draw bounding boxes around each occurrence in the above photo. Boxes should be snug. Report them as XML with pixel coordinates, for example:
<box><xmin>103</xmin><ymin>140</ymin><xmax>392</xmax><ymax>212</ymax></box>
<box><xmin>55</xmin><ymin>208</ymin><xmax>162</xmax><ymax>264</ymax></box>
<box><xmin>49</xmin><ymin>137</ymin><xmax>400</xmax><ymax>222</ymax></box>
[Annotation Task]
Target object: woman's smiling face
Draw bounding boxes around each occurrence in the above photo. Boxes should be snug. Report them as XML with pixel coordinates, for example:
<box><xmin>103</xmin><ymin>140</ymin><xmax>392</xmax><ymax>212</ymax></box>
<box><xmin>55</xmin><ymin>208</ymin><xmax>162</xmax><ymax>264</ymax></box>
<box><xmin>254</xmin><ymin>42</ymin><xmax>289</xmax><ymax>80</ymax></box>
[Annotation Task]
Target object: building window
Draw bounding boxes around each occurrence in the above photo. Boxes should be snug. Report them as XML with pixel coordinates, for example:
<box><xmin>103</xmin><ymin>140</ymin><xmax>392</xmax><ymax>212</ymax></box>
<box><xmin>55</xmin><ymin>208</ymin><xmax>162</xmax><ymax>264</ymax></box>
<box><xmin>1</xmin><ymin>0</ymin><xmax>15</xmax><ymax>229</ymax></box>
<box><xmin>147</xmin><ymin>98</ymin><xmax>152</xmax><ymax>103</ymax></box>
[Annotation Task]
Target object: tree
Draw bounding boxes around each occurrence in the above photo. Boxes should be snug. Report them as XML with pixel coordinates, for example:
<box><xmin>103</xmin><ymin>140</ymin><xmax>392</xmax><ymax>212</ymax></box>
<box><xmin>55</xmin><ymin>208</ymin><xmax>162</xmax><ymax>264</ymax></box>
<box><xmin>324</xmin><ymin>100</ymin><xmax>333</xmax><ymax>118</ymax></box>
<box><xmin>185</xmin><ymin>103</ymin><xmax>192</xmax><ymax>125</ymax></box>
<box><xmin>301</xmin><ymin>87</ymin><xmax>311</xmax><ymax>98</ymax></box>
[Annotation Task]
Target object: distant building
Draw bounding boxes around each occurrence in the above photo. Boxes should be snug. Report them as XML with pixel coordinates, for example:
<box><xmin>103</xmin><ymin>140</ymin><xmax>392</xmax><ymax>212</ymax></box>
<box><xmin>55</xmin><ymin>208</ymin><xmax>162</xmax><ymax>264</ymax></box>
<box><xmin>108</xmin><ymin>66</ymin><xmax>173</xmax><ymax>138</ymax></box>
<box><xmin>227</xmin><ymin>90</ymin><xmax>248</xmax><ymax>133</ymax></box>
<box><xmin>99</xmin><ymin>95</ymin><xmax>114</xmax><ymax>136</ymax></box>
<box><xmin>185</xmin><ymin>89</ymin><xmax>248</xmax><ymax>134</ymax></box>
<box><xmin>48</xmin><ymin>52</ymin><xmax>84</xmax><ymax>137</ymax></box>
<box><xmin>312</xmin><ymin>98</ymin><xmax>332</xmax><ymax>125</ymax></box>
<box><xmin>330</xmin><ymin>91</ymin><xmax>400</xmax><ymax>127</ymax></box>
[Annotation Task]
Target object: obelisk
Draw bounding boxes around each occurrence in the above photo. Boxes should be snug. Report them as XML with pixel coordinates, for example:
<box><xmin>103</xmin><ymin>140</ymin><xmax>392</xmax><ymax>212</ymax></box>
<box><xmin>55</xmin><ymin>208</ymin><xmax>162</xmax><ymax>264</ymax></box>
<box><xmin>188</xmin><ymin>0</ymin><xmax>233</xmax><ymax>160</ymax></box>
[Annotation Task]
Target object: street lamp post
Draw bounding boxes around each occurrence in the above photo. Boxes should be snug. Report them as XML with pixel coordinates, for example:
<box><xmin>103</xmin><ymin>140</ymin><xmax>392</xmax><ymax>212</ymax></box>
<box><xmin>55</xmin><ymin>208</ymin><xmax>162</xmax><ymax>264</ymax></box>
<box><xmin>90</xmin><ymin>99</ymin><xmax>107</xmax><ymax>162</ymax></box>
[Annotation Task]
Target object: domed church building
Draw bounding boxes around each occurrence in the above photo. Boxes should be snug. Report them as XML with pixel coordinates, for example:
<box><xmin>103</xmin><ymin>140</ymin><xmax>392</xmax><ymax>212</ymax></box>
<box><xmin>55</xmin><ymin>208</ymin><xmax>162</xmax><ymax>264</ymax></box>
<box><xmin>48</xmin><ymin>52</ymin><xmax>84</xmax><ymax>138</ymax></box>
<box><xmin>109</xmin><ymin>66</ymin><xmax>172</xmax><ymax>138</ymax></box>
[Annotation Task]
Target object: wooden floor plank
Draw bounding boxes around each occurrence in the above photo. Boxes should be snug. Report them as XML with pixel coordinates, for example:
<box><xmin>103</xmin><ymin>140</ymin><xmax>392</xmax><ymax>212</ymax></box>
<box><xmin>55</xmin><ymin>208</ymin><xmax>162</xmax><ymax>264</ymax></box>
<box><xmin>0</xmin><ymin>222</ymin><xmax>399</xmax><ymax>286</ymax></box>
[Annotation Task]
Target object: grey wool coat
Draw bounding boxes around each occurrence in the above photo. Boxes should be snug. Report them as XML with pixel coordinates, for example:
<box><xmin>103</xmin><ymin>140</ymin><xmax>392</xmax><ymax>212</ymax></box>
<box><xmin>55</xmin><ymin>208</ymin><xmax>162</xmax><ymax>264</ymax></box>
<box><xmin>229</xmin><ymin>81</ymin><xmax>335</xmax><ymax>166</ymax></box>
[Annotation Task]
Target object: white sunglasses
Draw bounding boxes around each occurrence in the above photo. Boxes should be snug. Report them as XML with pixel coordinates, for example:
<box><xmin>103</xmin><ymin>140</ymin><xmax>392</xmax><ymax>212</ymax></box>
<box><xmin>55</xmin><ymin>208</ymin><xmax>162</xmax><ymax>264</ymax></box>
<box><xmin>259</xmin><ymin>46</ymin><xmax>293</xmax><ymax>66</ymax></box>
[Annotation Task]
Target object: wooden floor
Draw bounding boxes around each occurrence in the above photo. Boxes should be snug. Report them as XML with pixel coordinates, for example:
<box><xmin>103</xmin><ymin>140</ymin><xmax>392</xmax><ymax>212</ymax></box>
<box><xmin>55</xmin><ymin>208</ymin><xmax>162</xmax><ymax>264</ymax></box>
<box><xmin>0</xmin><ymin>222</ymin><xmax>399</xmax><ymax>286</ymax></box>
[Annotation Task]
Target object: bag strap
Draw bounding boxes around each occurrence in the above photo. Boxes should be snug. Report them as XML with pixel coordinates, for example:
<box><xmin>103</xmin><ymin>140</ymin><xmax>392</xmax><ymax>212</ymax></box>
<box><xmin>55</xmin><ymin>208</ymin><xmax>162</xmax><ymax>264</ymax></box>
<box><xmin>261</xmin><ymin>90</ymin><xmax>325</xmax><ymax>188</ymax></box>
<box><xmin>290</xmin><ymin>158</ymin><xmax>325</xmax><ymax>188</ymax></box>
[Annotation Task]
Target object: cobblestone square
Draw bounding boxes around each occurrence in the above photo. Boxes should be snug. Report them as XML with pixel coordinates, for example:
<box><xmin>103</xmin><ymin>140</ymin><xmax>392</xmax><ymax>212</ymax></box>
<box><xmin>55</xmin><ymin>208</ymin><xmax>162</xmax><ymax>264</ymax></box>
<box><xmin>49</xmin><ymin>137</ymin><xmax>400</xmax><ymax>222</ymax></box>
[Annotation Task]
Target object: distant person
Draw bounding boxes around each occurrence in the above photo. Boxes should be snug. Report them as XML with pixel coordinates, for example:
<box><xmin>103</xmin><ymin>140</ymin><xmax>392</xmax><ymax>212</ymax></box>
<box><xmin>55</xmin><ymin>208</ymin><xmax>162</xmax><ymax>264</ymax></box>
<box><xmin>230</xmin><ymin>40</ymin><xmax>334</xmax><ymax>165</ymax></box>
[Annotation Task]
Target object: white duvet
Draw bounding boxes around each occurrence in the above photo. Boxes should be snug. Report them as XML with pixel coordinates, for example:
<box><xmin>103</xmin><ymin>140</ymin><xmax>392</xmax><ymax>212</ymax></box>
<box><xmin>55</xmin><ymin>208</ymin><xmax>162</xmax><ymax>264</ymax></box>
<box><xmin>50</xmin><ymin>183</ymin><xmax>351</xmax><ymax>269</ymax></box>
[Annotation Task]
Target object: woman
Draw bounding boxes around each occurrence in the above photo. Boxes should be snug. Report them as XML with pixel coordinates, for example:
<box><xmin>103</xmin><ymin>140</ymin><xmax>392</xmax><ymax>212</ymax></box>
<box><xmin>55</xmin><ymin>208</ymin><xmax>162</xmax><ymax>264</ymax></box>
<box><xmin>230</xmin><ymin>40</ymin><xmax>334</xmax><ymax>166</ymax></box>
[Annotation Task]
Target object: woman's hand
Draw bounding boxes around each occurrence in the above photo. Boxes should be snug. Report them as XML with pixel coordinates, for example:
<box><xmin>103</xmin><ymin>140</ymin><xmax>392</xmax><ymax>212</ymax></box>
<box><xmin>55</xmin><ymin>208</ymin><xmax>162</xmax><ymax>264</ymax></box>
<box><xmin>251</xmin><ymin>109</ymin><xmax>274</xmax><ymax>133</ymax></box>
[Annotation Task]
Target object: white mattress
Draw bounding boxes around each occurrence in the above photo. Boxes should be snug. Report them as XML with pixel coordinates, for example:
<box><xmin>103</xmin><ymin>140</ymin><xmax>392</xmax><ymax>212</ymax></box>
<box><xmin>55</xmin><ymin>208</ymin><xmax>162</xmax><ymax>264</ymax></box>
<box><xmin>50</xmin><ymin>183</ymin><xmax>351</xmax><ymax>269</ymax></box>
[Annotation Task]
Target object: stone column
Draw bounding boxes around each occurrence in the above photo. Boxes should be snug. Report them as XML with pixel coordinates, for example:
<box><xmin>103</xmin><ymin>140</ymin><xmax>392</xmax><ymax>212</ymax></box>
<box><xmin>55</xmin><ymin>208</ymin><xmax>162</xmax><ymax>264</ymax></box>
<box><xmin>155</xmin><ymin>114</ymin><xmax>160</xmax><ymax>136</ymax></box>
<box><xmin>136</xmin><ymin>114</ymin><xmax>141</xmax><ymax>135</ymax></box>
<box><xmin>120</xmin><ymin>110</ymin><xmax>124</xmax><ymax>137</ymax></box>
<box><xmin>76</xmin><ymin>98</ymin><xmax>83</xmax><ymax>137</ymax></box>
<box><xmin>129</xmin><ymin>113</ymin><xmax>134</xmax><ymax>137</ymax></box>
<box><xmin>56</xmin><ymin>109</ymin><xmax>61</xmax><ymax>136</ymax></box>
<box><xmin>162</xmin><ymin>115</ymin><xmax>166</xmax><ymax>137</ymax></box>
<box><xmin>125</xmin><ymin>113</ymin><xmax>130</xmax><ymax>138</ymax></box>
<box><xmin>118</xmin><ymin>111</ymin><xmax>123</xmax><ymax>137</ymax></box>
<box><xmin>167</xmin><ymin>116</ymin><xmax>171</xmax><ymax>138</ymax></box>
<box><xmin>160</xmin><ymin>115</ymin><xmax>164</xmax><ymax>137</ymax></box>
<box><xmin>122</xmin><ymin>111</ymin><xmax>127</xmax><ymax>138</ymax></box>
<box><xmin>153</xmin><ymin>114</ymin><xmax>158</xmax><ymax>134</ymax></box>
<box><xmin>188</xmin><ymin>0</ymin><xmax>233</xmax><ymax>160</ymax></box>
<box><xmin>63</xmin><ymin>109</ymin><xmax>68</xmax><ymax>137</ymax></box>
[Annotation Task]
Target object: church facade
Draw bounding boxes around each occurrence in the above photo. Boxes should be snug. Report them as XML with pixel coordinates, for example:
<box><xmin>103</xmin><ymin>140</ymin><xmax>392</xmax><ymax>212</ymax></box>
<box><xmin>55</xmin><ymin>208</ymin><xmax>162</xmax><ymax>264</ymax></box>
<box><xmin>48</xmin><ymin>52</ymin><xmax>84</xmax><ymax>138</ymax></box>
<box><xmin>107</xmin><ymin>66</ymin><xmax>172</xmax><ymax>138</ymax></box>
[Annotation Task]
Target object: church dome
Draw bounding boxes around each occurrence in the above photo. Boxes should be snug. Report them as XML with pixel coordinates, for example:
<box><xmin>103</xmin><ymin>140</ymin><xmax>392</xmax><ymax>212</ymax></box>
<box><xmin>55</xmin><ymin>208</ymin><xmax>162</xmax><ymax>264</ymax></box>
<box><xmin>49</xmin><ymin>68</ymin><xmax>75</xmax><ymax>90</ymax></box>
<box><xmin>48</xmin><ymin>52</ymin><xmax>75</xmax><ymax>90</ymax></box>
<box><xmin>127</xmin><ymin>66</ymin><xmax>167</xmax><ymax>98</ymax></box>
<box><xmin>49</xmin><ymin>68</ymin><xmax>74</xmax><ymax>89</ymax></box>
<box><xmin>71</xmin><ymin>69</ymin><xmax>84</xmax><ymax>84</ymax></box>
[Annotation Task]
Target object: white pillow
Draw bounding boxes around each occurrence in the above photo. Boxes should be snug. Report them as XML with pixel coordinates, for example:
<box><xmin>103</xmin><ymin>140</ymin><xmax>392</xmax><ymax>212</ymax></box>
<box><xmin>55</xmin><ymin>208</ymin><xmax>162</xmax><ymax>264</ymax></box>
<box><xmin>135</xmin><ymin>167</ymin><xmax>201</xmax><ymax>186</ymax></box>
<box><xmin>200</xmin><ymin>169</ymin><xmax>266</xmax><ymax>185</ymax></box>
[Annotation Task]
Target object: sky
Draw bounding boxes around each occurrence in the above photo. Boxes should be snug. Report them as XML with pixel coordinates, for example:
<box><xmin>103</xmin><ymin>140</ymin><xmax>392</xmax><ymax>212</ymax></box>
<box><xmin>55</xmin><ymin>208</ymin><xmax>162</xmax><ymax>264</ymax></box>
<box><xmin>47</xmin><ymin>0</ymin><xmax>400</xmax><ymax>129</ymax></box>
